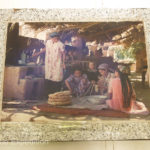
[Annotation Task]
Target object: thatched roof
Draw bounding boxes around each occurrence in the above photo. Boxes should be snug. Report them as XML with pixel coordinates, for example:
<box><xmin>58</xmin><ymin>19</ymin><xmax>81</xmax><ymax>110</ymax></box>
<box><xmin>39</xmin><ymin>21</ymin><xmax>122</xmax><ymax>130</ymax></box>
<box><xmin>25</xmin><ymin>22</ymin><xmax>144</xmax><ymax>45</ymax></box>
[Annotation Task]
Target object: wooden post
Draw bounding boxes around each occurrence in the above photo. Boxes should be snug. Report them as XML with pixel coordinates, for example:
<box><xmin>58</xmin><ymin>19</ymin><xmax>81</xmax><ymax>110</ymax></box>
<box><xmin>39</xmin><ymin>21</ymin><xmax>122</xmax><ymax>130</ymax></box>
<box><xmin>144</xmin><ymin>21</ymin><xmax>150</xmax><ymax>87</ymax></box>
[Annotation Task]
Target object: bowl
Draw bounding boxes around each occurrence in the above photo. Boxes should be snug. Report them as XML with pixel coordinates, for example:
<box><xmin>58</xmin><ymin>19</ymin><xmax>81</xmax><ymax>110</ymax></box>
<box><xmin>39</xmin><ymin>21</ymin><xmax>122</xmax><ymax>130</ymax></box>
<box><xmin>86</xmin><ymin>95</ymin><xmax>107</xmax><ymax>104</ymax></box>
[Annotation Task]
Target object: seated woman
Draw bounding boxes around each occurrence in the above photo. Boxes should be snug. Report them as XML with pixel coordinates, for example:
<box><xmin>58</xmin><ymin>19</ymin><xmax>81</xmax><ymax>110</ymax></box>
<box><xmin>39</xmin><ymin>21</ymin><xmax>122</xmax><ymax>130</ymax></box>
<box><xmin>106</xmin><ymin>66</ymin><xmax>149</xmax><ymax>115</ymax></box>
<box><xmin>65</xmin><ymin>68</ymin><xmax>90</xmax><ymax>97</ymax></box>
<box><xmin>86</xmin><ymin>61</ymin><xmax>98</xmax><ymax>83</ymax></box>
<box><xmin>97</xmin><ymin>63</ymin><xmax>114</xmax><ymax>95</ymax></box>
<box><xmin>84</xmin><ymin>61</ymin><xmax>99</xmax><ymax>95</ymax></box>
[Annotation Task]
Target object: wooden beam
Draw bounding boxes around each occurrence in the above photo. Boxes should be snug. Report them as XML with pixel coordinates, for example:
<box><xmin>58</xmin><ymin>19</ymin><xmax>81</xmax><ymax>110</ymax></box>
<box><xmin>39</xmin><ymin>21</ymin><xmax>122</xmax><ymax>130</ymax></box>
<box><xmin>88</xmin><ymin>24</ymin><xmax>135</xmax><ymax>39</ymax></box>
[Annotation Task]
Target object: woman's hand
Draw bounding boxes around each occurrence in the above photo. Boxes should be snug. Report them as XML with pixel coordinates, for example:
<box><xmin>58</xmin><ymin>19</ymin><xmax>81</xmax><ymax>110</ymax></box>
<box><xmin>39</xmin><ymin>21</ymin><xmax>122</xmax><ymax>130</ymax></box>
<box><xmin>32</xmin><ymin>48</ymin><xmax>46</xmax><ymax>58</ymax></box>
<box><xmin>91</xmin><ymin>80</ymin><xmax>96</xmax><ymax>85</ymax></box>
<box><xmin>32</xmin><ymin>52</ymin><xmax>40</xmax><ymax>58</ymax></box>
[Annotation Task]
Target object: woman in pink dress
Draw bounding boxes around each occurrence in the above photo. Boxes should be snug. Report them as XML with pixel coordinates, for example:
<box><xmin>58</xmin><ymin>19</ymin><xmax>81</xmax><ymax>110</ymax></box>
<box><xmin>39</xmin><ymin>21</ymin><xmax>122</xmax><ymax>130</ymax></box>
<box><xmin>106</xmin><ymin>66</ymin><xmax>149</xmax><ymax>115</ymax></box>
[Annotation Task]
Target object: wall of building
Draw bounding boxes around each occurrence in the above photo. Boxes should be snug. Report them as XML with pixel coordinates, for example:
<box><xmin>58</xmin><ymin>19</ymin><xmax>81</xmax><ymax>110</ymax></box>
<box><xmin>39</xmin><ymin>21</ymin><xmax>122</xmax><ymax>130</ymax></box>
<box><xmin>136</xmin><ymin>48</ymin><xmax>147</xmax><ymax>73</ymax></box>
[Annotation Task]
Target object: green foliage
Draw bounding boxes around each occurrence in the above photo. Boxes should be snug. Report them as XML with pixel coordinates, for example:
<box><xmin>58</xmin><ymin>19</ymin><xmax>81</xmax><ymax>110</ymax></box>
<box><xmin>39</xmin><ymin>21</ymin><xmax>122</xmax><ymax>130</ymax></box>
<box><xmin>114</xmin><ymin>42</ymin><xmax>145</xmax><ymax>60</ymax></box>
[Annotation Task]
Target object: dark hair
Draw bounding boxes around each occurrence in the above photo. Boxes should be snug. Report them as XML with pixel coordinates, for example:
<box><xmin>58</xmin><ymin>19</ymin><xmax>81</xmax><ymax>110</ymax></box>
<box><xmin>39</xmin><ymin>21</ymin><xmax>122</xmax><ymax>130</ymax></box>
<box><xmin>73</xmin><ymin>67</ymin><xmax>82</xmax><ymax>74</ymax></box>
<box><xmin>116</xmin><ymin>68</ymin><xmax>133</xmax><ymax>108</ymax></box>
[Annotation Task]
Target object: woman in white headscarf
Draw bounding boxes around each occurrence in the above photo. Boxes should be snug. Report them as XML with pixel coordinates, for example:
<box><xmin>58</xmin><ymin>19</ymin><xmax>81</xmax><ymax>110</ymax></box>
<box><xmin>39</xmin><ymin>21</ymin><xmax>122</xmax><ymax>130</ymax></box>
<box><xmin>32</xmin><ymin>32</ymin><xmax>65</xmax><ymax>97</ymax></box>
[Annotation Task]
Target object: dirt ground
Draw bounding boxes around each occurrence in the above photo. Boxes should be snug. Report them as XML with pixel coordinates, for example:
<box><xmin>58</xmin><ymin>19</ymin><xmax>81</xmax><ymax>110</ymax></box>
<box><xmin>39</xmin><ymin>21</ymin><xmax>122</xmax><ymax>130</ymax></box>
<box><xmin>2</xmin><ymin>72</ymin><xmax>150</xmax><ymax>122</ymax></box>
